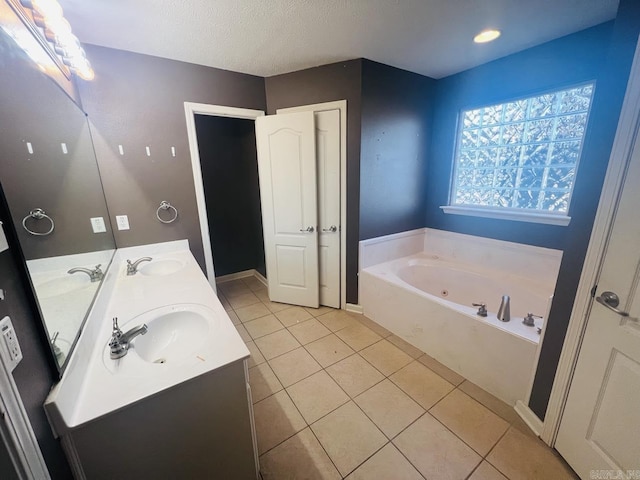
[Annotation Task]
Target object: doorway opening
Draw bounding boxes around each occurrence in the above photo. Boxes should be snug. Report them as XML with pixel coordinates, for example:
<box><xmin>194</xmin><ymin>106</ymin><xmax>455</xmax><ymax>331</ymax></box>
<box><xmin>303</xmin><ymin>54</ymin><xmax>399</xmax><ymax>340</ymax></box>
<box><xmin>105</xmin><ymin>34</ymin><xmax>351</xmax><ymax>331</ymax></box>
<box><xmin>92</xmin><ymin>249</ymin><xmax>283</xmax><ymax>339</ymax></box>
<box><xmin>184</xmin><ymin>101</ymin><xmax>348</xmax><ymax>309</ymax></box>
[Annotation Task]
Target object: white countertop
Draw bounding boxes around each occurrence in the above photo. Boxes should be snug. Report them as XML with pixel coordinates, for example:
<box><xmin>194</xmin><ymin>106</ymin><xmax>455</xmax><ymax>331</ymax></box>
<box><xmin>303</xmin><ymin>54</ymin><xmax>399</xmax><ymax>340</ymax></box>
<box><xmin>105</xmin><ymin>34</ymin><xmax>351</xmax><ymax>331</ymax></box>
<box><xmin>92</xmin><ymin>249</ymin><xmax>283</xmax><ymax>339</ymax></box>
<box><xmin>44</xmin><ymin>241</ymin><xmax>249</xmax><ymax>436</ymax></box>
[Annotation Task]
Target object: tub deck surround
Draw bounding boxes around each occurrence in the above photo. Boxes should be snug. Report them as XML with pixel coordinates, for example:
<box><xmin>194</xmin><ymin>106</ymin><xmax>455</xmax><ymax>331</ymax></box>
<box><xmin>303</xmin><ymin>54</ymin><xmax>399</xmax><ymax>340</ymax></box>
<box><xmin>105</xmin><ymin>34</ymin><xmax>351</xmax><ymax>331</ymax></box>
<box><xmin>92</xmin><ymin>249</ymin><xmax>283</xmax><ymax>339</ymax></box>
<box><xmin>359</xmin><ymin>230</ymin><xmax>562</xmax><ymax>406</ymax></box>
<box><xmin>44</xmin><ymin>240</ymin><xmax>249</xmax><ymax>437</ymax></box>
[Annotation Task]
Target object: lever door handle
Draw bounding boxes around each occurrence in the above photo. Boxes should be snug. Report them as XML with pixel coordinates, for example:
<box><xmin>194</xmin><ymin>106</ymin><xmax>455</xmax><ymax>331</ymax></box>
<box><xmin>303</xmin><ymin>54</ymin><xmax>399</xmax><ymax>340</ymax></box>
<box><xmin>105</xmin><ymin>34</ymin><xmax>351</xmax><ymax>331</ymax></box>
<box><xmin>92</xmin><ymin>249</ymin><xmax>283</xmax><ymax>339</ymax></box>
<box><xmin>299</xmin><ymin>226</ymin><xmax>315</xmax><ymax>233</ymax></box>
<box><xmin>596</xmin><ymin>291</ymin><xmax>629</xmax><ymax>317</ymax></box>
<box><xmin>322</xmin><ymin>225</ymin><xmax>337</xmax><ymax>233</ymax></box>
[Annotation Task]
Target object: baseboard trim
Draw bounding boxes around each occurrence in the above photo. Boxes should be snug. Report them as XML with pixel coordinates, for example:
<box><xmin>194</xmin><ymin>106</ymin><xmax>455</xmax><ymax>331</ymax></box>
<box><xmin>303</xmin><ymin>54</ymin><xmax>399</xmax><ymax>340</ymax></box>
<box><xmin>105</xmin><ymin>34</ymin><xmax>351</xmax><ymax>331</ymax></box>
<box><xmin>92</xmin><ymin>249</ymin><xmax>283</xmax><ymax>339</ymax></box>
<box><xmin>254</xmin><ymin>270</ymin><xmax>267</xmax><ymax>287</ymax></box>
<box><xmin>515</xmin><ymin>400</ymin><xmax>544</xmax><ymax>437</ymax></box>
<box><xmin>346</xmin><ymin>303</ymin><xmax>363</xmax><ymax>314</ymax></box>
<box><xmin>215</xmin><ymin>270</ymin><xmax>257</xmax><ymax>283</ymax></box>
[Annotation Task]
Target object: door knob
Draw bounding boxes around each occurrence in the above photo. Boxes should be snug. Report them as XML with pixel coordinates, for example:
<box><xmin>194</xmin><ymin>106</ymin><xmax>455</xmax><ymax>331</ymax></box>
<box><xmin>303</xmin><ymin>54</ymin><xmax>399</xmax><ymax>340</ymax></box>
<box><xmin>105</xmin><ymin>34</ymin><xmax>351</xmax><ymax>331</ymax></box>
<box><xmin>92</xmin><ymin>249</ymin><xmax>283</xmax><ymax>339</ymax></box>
<box><xmin>596</xmin><ymin>291</ymin><xmax>630</xmax><ymax>317</ymax></box>
<box><xmin>322</xmin><ymin>225</ymin><xmax>337</xmax><ymax>233</ymax></box>
<box><xmin>299</xmin><ymin>226</ymin><xmax>315</xmax><ymax>233</ymax></box>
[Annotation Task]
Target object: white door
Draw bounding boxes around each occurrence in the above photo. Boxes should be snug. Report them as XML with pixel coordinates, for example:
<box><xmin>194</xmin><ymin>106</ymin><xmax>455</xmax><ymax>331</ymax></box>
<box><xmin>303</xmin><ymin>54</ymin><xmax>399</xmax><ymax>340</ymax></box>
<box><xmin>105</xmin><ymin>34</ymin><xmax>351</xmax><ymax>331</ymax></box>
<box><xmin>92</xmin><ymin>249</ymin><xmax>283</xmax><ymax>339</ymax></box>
<box><xmin>315</xmin><ymin>110</ymin><xmax>341</xmax><ymax>308</ymax></box>
<box><xmin>255</xmin><ymin>112</ymin><xmax>319</xmax><ymax>308</ymax></box>
<box><xmin>555</xmin><ymin>106</ymin><xmax>640</xmax><ymax>475</ymax></box>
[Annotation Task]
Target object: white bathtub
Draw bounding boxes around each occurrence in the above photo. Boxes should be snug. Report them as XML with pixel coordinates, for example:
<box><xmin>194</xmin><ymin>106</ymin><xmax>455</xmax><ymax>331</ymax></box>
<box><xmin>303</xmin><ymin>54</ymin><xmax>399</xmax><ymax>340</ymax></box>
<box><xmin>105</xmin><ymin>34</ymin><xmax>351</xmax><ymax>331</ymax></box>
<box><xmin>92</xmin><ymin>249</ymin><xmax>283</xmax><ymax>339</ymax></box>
<box><xmin>361</xmin><ymin>252</ymin><xmax>553</xmax><ymax>405</ymax></box>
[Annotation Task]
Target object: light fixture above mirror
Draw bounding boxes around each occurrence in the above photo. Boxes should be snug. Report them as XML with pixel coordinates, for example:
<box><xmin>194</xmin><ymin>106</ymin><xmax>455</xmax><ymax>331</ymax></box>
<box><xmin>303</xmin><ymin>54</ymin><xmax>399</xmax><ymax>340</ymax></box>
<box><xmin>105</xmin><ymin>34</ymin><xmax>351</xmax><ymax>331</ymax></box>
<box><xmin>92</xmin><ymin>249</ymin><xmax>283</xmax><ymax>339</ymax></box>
<box><xmin>6</xmin><ymin>0</ymin><xmax>94</xmax><ymax>80</ymax></box>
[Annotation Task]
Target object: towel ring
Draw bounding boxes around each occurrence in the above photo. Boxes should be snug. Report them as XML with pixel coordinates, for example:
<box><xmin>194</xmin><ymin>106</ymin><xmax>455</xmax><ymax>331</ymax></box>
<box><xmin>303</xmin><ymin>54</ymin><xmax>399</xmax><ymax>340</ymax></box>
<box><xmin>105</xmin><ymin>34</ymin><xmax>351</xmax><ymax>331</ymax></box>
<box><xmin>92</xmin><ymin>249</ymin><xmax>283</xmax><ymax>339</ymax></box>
<box><xmin>156</xmin><ymin>201</ymin><xmax>178</xmax><ymax>224</ymax></box>
<box><xmin>22</xmin><ymin>208</ymin><xmax>55</xmax><ymax>236</ymax></box>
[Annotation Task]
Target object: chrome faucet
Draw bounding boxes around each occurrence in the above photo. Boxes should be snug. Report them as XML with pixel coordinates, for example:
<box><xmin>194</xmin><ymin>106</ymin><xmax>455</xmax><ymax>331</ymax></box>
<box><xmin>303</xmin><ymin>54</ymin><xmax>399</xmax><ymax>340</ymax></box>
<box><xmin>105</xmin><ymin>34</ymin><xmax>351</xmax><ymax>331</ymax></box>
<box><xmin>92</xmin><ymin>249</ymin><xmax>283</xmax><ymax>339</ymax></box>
<box><xmin>126</xmin><ymin>257</ymin><xmax>152</xmax><ymax>276</ymax></box>
<box><xmin>68</xmin><ymin>264</ymin><xmax>103</xmax><ymax>282</ymax></box>
<box><xmin>109</xmin><ymin>317</ymin><xmax>148</xmax><ymax>359</ymax></box>
<box><xmin>497</xmin><ymin>295</ymin><xmax>510</xmax><ymax>322</ymax></box>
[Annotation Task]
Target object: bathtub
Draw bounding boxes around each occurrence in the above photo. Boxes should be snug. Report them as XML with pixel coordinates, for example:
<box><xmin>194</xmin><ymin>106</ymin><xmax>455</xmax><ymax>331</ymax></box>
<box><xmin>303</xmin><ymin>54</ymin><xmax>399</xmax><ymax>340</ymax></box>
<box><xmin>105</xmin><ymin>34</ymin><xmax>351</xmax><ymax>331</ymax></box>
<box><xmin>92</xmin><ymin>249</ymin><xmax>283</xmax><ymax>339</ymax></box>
<box><xmin>360</xmin><ymin>252</ymin><xmax>553</xmax><ymax>405</ymax></box>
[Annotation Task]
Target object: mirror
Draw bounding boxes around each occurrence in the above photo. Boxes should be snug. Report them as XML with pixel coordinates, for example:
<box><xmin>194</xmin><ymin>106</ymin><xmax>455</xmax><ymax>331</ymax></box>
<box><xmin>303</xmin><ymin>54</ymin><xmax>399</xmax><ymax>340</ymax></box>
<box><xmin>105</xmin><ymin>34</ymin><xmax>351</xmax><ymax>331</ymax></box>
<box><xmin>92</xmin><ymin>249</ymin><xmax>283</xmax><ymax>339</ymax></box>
<box><xmin>0</xmin><ymin>25</ymin><xmax>116</xmax><ymax>372</ymax></box>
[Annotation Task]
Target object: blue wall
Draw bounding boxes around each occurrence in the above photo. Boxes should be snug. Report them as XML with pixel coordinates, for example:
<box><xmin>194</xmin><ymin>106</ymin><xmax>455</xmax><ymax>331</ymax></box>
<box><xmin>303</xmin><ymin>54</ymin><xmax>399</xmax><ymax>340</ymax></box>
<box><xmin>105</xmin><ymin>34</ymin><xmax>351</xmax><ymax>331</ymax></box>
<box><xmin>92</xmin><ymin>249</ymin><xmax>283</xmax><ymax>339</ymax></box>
<box><xmin>424</xmin><ymin>21</ymin><xmax>630</xmax><ymax>419</ymax></box>
<box><xmin>360</xmin><ymin>60</ymin><xmax>436</xmax><ymax>240</ymax></box>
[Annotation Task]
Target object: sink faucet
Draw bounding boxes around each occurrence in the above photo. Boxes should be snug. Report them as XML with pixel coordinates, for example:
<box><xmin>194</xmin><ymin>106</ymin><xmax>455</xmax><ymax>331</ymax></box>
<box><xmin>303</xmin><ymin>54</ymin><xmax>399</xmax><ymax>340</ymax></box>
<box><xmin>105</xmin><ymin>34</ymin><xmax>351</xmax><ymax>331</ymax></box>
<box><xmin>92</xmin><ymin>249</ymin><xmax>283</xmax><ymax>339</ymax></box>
<box><xmin>497</xmin><ymin>295</ymin><xmax>510</xmax><ymax>322</ymax></box>
<box><xmin>109</xmin><ymin>317</ymin><xmax>148</xmax><ymax>359</ymax></box>
<box><xmin>126</xmin><ymin>257</ymin><xmax>152</xmax><ymax>276</ymax></box>
<box><xmin>68</xmin><ymin>264</ymin><xmax>103</xmax><ymax>282</ymax></box>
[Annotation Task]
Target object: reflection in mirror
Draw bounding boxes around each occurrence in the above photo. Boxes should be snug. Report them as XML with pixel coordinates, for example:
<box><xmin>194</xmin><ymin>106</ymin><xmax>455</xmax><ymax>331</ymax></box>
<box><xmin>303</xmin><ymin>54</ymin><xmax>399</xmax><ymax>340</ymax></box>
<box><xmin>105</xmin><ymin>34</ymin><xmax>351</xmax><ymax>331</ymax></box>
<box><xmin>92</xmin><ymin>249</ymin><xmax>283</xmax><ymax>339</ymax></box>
<box><xmin>0</xmin><ymin>25</ymin><xmax>116</xmax><ymax>372</ymax></box>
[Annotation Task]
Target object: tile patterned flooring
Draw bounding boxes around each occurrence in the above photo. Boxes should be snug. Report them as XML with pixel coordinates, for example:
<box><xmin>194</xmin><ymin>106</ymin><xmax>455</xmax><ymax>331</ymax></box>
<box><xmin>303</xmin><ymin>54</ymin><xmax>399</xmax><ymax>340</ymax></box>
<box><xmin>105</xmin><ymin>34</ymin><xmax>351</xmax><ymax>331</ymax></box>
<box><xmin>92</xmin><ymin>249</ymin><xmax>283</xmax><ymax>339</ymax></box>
<box><xmin>217</xmin><ymin>277</ymin><xmax>578</xmax><ymax>480</ymax></box>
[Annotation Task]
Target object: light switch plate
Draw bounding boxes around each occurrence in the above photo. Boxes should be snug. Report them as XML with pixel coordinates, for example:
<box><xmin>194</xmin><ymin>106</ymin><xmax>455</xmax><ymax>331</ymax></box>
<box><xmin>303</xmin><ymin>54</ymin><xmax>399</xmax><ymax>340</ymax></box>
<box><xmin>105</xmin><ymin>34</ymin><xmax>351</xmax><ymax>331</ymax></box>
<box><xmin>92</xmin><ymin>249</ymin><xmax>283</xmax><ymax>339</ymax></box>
<box><xmin>116</xmin><ymin>215</ymin><xmax>130</xmax><ymax>231</ymax></box>
<box><xmin>0</xmin><ymin>316</ymin><xmax>22</xmax><ymax>372</ymax></box>
<box><xmin>90</xmin><ymin>217</ymin><xmax>107</xmax><ymax>233</ymax></box>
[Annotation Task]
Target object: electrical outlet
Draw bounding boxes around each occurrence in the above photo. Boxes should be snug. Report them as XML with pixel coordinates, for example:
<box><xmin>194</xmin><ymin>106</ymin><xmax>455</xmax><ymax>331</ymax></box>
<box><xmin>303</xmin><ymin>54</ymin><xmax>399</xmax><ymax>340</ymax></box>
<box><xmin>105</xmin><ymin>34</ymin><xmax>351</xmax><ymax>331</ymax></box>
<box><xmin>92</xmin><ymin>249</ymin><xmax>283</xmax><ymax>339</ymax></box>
<box><xmin>0</xmin><ymin>316</ymin><xmax>22</xmax><ymax>372</ymax></box>
<box><xmin>90</xmin><ymin>217</ymin><xmax>107</xmax><ymax>233</ymax></box>
<box><xmin>116</xmin><ymin>215</ymin><xmax>130</xmax><ymax>231</ymax></box>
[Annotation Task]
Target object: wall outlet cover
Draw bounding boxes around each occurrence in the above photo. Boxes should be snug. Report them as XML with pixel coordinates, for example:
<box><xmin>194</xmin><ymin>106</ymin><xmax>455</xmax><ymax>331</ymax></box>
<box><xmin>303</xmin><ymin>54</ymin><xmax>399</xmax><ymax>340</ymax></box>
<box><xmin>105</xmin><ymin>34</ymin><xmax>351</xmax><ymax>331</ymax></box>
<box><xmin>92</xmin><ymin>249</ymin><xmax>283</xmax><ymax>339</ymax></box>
<box><xmin>90</xmin><ymin>217</ymin><xmax>107</xmax><ymax>233</ymax></box>
<box><xmin>0</xmin><ymin>316</ymin><xmax>23</xmax><ymax>372</ymax></box>
<box><xmin>116</xmin><ymin>215</ymin><xmax>130</xmax><ymax>231</ymax></box>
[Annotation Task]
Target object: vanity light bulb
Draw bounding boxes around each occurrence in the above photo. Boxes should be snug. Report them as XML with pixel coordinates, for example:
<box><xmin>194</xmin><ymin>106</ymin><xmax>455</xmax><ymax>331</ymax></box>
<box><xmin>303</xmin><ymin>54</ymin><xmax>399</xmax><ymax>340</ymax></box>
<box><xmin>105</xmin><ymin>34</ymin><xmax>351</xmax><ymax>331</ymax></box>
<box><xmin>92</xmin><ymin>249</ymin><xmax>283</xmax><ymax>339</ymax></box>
<box><xmin>474</xmin><ymin>29</ymin><xmax>501</xmax><ymax>43</ymax></box>
<box><xmin>76</xmin><ymin>65</ymin><xmax>95</xmax><ymax>81</ymax></box>
<box><xmin>30</xmin><ymin>0</ymin><xmax>64</xmax><ymax>22</ymax></box>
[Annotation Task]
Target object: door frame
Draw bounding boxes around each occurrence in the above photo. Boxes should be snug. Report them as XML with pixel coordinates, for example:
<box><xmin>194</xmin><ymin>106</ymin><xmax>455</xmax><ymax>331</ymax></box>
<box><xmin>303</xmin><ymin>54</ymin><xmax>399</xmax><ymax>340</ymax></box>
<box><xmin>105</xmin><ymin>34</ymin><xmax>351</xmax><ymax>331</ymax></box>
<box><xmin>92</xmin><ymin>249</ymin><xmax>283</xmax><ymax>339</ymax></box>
<box><xmin>542</xmin><ymin>35</ymin><xmax>640</xmax><ymax>446</ymax></box>
<box><xmin>184</xmin><ymin>102</ymin><xmax>265</xmax><ymax>290</ymax></box>
<box><xmin>0</xmin><ymin>350</ymin><xmax>50</xmax><ymax>479</ymax></box>
<box><xmin>277</xmin><ymin>101</ymin><xmax>348</xmax><ymax>309</ymax></box>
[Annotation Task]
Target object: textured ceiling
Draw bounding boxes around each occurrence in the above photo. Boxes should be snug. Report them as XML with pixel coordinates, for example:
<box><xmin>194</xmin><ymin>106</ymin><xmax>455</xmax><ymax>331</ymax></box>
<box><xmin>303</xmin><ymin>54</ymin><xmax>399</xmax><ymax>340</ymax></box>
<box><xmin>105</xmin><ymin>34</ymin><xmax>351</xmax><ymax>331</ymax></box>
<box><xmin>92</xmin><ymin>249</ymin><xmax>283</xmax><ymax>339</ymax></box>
<box><xmin>58</xmin><ymin>0</ymin><xmax>619</xmax><ymax>79</ymax></box>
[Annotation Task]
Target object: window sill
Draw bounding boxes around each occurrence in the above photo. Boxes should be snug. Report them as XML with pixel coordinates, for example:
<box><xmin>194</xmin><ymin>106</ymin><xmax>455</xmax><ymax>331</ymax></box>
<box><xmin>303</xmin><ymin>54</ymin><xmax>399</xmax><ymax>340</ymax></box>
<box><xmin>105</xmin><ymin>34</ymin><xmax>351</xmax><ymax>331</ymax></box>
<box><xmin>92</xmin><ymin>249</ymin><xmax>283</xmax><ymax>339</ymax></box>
<box><xmin>440</xmin><ymin>205</ymin><xmax>571</xmax><ymax>226</ymax></box>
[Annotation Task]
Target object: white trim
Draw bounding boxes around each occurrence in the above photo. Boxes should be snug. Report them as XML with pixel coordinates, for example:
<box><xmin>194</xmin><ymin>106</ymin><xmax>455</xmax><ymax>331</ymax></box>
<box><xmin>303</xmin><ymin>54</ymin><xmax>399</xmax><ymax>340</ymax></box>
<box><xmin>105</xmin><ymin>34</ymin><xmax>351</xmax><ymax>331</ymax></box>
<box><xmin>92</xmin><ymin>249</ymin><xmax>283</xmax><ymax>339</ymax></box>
<box><xmin>277</xmin><ymin>101</ymin><xmax>348</xmax><ymax>310</ymax></box>
<box><xmin>515</xmin><ymin>400</ymin><xmax>544</xmax><ymax>436</ymax></box>
<box><xmin>542</xmin><ymin>36</ymin><xmax>640</xmax><ymax>446</ymax></box>
<box><xmin>253</xmin><ymin>270</ymin><xmax>268</xmax><ymax>287</ymax></box>
<box><xmin>441</xmin><ymin>205</ymin><xmax>571</xmax><ymax>226</ymax></box>
<box><xmin>215</xmin><ymin>269</ymin><xmax>258</xmax><ymax>283</ymax></box>
<box><xmin>214</xmin><ymin>269</ymin><xmax>267</xmax><ymax>288</ymax></box>
<box><xmin>345</xmin><ymin>303</ymin><xmax>363</xmax><ymax>314</ymax></box>
<box><xmin>184</xmin><ymin>103</ymin><xmax>265</xmax><ymax>291</ymax></box>
<box><xmin>0</xmin><ymin>344</ymin><xmax>50</xmax><ymax>479</ymax></box>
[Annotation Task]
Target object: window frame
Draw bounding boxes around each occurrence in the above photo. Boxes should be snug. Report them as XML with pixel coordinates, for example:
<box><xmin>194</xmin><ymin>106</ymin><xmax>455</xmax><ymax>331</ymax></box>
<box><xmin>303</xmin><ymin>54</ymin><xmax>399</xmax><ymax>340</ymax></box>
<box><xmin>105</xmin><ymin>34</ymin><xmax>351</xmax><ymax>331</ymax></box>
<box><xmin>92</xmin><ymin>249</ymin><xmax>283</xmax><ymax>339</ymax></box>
<box><xmin>442</xmin><ymin>81</ymin><xmax>597</xmax><ymax>226</ymax></box>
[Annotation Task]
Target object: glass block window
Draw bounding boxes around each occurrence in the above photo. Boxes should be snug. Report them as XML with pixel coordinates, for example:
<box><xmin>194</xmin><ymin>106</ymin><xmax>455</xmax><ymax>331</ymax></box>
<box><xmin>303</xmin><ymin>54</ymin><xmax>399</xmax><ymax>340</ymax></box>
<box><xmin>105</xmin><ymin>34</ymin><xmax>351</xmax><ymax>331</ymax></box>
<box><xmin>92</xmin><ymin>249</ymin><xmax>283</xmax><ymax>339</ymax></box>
<box><xmin>451</xmin><ymin>84</ymin><xmax>594</xmax><ymax>214</ymax></box>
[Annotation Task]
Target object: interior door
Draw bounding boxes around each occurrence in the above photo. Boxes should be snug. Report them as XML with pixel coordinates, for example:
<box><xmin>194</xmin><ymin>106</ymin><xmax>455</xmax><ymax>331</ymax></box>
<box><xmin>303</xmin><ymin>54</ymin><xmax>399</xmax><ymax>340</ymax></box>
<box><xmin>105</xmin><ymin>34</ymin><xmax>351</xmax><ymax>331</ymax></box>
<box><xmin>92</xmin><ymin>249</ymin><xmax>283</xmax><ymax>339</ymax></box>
<box><xmin>255</xmin><ymin>112</ymin><xmax>319</xmax><ymax>307</ymax></box>
<box><xmin>555</xmin><ymin>110</ymin><xmax>640</xmax><ymax>476</ymax></box>
<box><xmin>315</xmin><ymin>110</ymin><xmax>341</xmax><ymax>308</ymax></box>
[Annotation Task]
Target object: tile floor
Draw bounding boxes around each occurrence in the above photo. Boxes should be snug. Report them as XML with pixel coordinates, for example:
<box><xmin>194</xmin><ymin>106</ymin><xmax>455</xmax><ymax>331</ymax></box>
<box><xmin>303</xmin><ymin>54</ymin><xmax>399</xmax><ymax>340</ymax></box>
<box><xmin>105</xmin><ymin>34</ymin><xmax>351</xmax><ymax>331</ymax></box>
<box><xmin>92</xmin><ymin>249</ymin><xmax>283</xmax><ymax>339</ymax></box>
<box><xmin>217</xmin><ymin>277</ymin><xmax>578</xmax><ymax>480</ymax></box>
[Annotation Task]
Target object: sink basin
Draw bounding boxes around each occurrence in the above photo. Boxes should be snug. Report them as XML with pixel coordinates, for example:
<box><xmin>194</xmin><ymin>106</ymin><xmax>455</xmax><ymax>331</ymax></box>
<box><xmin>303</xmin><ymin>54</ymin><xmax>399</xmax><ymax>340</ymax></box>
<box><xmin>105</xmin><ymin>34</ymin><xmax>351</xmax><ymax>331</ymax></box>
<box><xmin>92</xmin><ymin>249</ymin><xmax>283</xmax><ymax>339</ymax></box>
<box><xmin>37</xmin><ymin>274</ymin><xmax>93</xmax><ymax>298</ymax></box>
<box><xmin>138</xmin><ymin>259</ymin><xmax>185</xmax><ymax>276</ymax></box>
<box><xmin>128</xmin><ymin>304</ymin><xmax>214</xmax><ymax>364</ymax></box>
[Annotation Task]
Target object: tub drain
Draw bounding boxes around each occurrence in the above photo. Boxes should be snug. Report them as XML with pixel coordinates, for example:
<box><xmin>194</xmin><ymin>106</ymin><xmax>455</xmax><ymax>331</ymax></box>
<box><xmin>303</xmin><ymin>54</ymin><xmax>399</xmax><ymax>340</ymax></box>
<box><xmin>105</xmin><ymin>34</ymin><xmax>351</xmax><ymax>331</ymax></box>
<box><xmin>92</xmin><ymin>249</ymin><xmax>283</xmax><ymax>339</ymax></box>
<box><xmin>153</xmin><ymin>358</ymin><xmax>167</xmax><ymax>364</ymax></box>
<box><xmin>441</xmin><ymin>289</ymin><xmax>449</xmax><ymax>297</ymax></box>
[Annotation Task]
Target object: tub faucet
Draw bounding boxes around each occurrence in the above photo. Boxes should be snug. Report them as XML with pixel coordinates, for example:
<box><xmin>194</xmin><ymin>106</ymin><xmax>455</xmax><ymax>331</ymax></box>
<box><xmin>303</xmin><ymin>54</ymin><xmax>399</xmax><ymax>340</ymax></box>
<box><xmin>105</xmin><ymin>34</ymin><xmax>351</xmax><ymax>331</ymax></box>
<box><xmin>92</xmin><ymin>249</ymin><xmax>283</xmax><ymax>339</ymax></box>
<box><xmin>68</xmin><ymin>264</ymin><xmax>103</xmax><ymax>282</ymax></box>
<box><xmin>126</xmin><ymin>257</ymin><xmax>152</xmax><ymax>275</ymax></box>
<box><xmin>472</xmin><ymin>302</ymin><xmax>487</xmax><ymax>317</ymax></box>
<box><xmin>497</xmin><ymin>295</ymin><xmax>510</xmax><ymax>322</ymax></box>
<box><xmin>109</xmin><ymin>317</ymin><xmax>148</xmax><ymax>359</ymax></box>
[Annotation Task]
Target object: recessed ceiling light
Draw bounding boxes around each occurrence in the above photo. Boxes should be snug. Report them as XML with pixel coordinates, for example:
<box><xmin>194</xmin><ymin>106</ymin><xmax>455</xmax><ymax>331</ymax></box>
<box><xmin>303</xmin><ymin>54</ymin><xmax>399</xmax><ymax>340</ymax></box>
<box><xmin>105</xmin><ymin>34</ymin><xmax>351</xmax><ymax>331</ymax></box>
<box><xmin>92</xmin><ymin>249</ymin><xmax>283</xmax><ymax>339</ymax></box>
<box><xmin>474</xmin><ymin>29</ymin><xmax>501</xmax><ymax>44</ymax></box>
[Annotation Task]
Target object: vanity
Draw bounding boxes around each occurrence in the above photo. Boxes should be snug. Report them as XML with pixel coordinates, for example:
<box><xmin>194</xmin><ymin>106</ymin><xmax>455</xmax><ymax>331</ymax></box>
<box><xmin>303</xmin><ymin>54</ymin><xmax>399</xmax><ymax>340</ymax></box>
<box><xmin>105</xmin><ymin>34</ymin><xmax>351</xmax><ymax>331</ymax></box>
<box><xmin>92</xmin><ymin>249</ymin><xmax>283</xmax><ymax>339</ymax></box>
<box><xmin>44</xmin><ymin>240</ymin><xmax>259</xmax><ymax>479</ymax></box>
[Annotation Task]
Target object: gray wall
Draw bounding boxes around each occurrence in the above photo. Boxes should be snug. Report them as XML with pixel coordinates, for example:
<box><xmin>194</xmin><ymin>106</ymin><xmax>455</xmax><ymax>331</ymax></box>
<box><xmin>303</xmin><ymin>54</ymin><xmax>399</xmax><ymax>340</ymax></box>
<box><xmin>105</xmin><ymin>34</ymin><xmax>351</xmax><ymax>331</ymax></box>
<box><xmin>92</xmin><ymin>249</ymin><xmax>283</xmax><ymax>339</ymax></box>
<box><xmin>79</xmin><ymin>45</ymin><xmax>267</xmax><ymax>271</ymax></box>
<box><xmin>0</xmin><ymin>32</ymin><xmax>114</xmax><ymax>261</ymax></box>
<box><xmin>360</xmin><ymin>59</ymin><xmax>435</xmax><ymax>240</ymax></box>
<box><xmin>265</xmin><ymin>60</ymin><xmax>363</xmax><ymax>304</ymax></box>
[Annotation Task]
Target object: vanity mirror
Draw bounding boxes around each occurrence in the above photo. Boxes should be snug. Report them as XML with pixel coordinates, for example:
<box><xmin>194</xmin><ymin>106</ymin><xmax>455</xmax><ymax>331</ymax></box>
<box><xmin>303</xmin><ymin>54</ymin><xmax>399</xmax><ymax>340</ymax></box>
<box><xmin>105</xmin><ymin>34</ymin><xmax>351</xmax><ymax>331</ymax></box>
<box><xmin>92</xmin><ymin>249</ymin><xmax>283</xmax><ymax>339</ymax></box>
<box><xmin>0</xmin><ymin>24</ymin><xmax>116</xmax><ymax>372</ymax></box>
